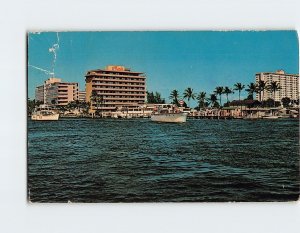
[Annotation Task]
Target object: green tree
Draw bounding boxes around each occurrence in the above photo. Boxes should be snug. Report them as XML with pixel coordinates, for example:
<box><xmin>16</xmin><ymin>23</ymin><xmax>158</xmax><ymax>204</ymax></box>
<box><xmin>223</xmin><ymin>86</ymin><xmax>233</xmax><ymax>103</ymax></box>
<box><xmin>209</xmin><ymin>94</ymin><xmax>218</xmax><ymax>108</ymax></box>
<box><xmin>67</xmin><ymin>101</ymin><xmax>77</xmax><ymax>110</ymax></box>
<box><xmin>58</xmin><ymin>105</ymin><xmax>67</xmax><ymax>112</ymax></box>
<box><xmin>84</xmin><ymin>101</ymin><xmax>91</xmax><ymax>114</ymax></box>
<box><xmin>154</xmin><ymin>92</ymin><xmax>165</xmax><ymax>104</ymax></box>
<box><xmin>147</xmin><ymin>91</ymin><xmax>165</xmax><ymax>104</ymax></box>
<box><xmin>245</xmin><ymin>82</ymin><xmax>257</xmax><ymax>100</ymax></box>
<box><xmin>27</xmin><ymin>98</ymin><xmax>43</xmax><ymax>115</ymax></box>
<box><xmin>183</xmin><ymin>87</ymin><xmax>196</xmax><ymax>108</ymax></box>
<box><xmin>146</xmin><ymin>91</ymin><xmax>155</xmax><ymax>103</ymax></box>
<box><xmin>281</xmin><ymin>97</ymin><xmax>291</xmax><ymax>108</ymax></box>
<box><xmin>267</xmin><ymin>81</ymin><xmax>281</xmax><ymax>107</ymax></box>
<box><xmin>90</xmin><ymin>90</ymin><xmax>104</xmax><ymax>116</ymax></box>
<box><xmin>169</xmin><ymin>89</ymin><xmax>180</xmax><ymax>106</ymax></box>
<box><xmin>27</xmin><ymin>98</ymin><xmax>35</xmax><ymax>114</ymax></box>
<box><xmin>234</xmin><ymin>82</ymin><xmax>245</xmax><ymax>102</ymax></box>
<box><xmin>196</xmin><ymin>91</ymin><xmax>206</xmax><ymax>109</ymax></box>
<box><xmin>263</xmin><ymin>98</ymin><xmax>275</xmax><ymax>108</ymax></box>
<box><xmin>257</xmin><ymin>80</ymin><xmax>267</xmax><ymax>102</ymax></box>
<box><xmin>51</xmin><ymin>99</ymin><xmax>57</xmax><ymax>105</ymax></box>
<box><xmin>214</xmin><ymin>86</ymin><xmax>224</xmax><ymax>106</ymax></box>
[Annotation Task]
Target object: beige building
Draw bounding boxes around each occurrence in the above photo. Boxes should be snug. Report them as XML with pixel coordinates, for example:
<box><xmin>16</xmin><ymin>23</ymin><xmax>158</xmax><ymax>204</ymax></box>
<box><xmin>78</xmin><ymin>91</ymin><xmax>86</xmax><ymax>102</ymax></box>
<box><xmin>255</xmin><ymin>70</ymin><xmax>299</xmax><ymax>101</ymax></box>
<box><xmin>35</xmin><ymin>85</ymin><xmax>44</xmax><ymax>102</ymax></box>
<box><xmin>85</xmin><ymin>65</ymin><xmax>146</xmax><ymax>112</ymax></box>
<box><xmin>35</xmin><ymin>77</ymin><xmax>79</xmax><ymax>105</ymax></box>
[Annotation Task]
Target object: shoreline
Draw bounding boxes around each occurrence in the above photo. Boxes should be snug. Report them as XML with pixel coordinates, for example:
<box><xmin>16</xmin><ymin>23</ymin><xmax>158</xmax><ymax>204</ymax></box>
<box><xmin>27</xmin><ymin>115</ymin><xmax>299</xmax><ymax>120</ymax></box>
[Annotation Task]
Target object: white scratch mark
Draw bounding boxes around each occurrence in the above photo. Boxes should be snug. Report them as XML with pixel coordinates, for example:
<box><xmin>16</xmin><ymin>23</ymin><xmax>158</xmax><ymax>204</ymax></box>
<box><xmin>49</xmin><ymin>32</ymin><xmax>60</xmax><ymax>75</ymax></box>
<box><xmin>28</xmin><ymin>64</ymin><xmax>54</xmax><ymax>76</ymax></box>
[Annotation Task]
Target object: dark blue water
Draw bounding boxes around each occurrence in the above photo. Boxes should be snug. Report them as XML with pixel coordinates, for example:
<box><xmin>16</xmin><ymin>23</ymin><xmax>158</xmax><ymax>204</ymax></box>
<box><xmin>27</xmin><ymin>118</ymin><xmax>299</xmax><ymax>202</ymax></box>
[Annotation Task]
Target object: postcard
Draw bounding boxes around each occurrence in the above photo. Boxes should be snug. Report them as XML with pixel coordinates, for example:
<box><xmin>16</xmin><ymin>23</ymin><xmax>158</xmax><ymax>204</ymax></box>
<box><xmin>27</xmin><ymin>31</ymin><xmax>299</xmax><ymax>202</ymax></box>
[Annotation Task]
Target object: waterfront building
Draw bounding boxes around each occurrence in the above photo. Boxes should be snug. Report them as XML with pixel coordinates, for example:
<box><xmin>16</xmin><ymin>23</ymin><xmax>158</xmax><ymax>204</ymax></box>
<box><xmin>255</xmin><ymin>70</ymin><xmax>299</xmax><ymax>101</ymax></box>
<box><xmin>78</xmin><ymin>91</ymin><xmax>86</xmax><ymax>102</ymax></box>
<box><xmin>85</xmin><ymin>65</ymin><xmax>146</xmax><ymax>112</ymax></box>
<box><xmin>35</xmin><ymin>85</ymin><xmax>44</xmax><ymax>102</ymax></box>
<box><xmin>35</xmin><ymin>77</ymin><xmax>79</xmax><ymax>106</ymax></box>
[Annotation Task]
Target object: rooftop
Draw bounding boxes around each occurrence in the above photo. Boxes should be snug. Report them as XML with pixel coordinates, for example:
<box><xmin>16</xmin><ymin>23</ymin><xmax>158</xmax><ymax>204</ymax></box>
<box><xmin>86</xmin><ymin>65</ymin><xmax>144</xmax><ymax>76</ymax></box>
<box><xmin>256</xmin><ymin>70</ymin><xmax>299</xmax><ymax>76</ymax></box>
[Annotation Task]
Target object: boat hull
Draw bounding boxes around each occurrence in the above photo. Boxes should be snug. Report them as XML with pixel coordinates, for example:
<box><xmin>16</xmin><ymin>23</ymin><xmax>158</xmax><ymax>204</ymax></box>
<box><xmin>31</xmin><ymin>114</ymin><xmax>59</xmax><ymax>121</ymax></box>
<box><xmin>151</xmin><ymin>113</ymin><xmax>187</xmax><ymax>123</ymax></box>
<box><xmin>262</xmin><ymin>116</ymin><xmax>279</xmax><ymax>119</ymax></box>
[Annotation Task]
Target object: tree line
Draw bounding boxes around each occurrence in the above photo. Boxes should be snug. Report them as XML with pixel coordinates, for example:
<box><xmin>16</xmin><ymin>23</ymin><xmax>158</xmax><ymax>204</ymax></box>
<box><xmin>28</xmin><ymin>80</ymin><xmax>297</xmax><ymax>114</ymax></box>
<box><xmin>27</xmin><ymin>98</ymin><xmax>90</xmax><ymax>115</ymax></box>
<box><xmin>149</xmin><ymin>80</ymin><xmax>297</xmax><ymax>109</ymax></box>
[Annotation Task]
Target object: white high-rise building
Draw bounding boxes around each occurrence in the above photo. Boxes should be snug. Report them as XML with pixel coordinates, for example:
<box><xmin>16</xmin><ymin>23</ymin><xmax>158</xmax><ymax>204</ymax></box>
<box><xmin>255</xmin><ymin>70</ymin><xmax>299</xmax><ymax>102</ymax></box>
<box><xmin>35</xmin><ymin>77</ymin><xmax>79</xmax><ymax>105</ymax></box>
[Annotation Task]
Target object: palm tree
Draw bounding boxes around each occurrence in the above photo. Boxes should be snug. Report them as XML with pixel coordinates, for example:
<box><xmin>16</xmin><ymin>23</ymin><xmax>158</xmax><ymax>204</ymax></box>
<box><xmin>90</xmin><ymin>90</ymin><xmax>97</xmax><ymax>107</ymax></box>
<box><xmin>267</xmin><ymin>81</ymin><xmax>281</xmax><ymax>107</ymax></box>
<box><xmin>147</xmin><ymin>91</ymin><xmax>165</xmax><ymax>104</ymax></box>
<box><xmin>83</xmin><ymin>101</ymin><xmax>90</xmax><ymax>114</ymax></box>
<box><xmin>27</xmin><ymin>98</ymin><xmax>36</xmax><ymax>115</ymax></box>
<box><xmin>223</xmin><ymin>86</ymin><xmax>233</xmax><ymax>103</ymax></box>
<box><xmin>183</xmin><ymin>87</ymin><xmax>196</xmax><ymax>108</ymax></box>
<box><xmin>67</xmin><ymin>101</ymin><xmax>77</xmax><ymax>110</ymax></box>
<box><xmin>154</xmin><ymin>92</ymin><xmax>162</xmax><ymax>103</ymax></box>
<box><xmin>169</xmin><ymin>89</ymin><xmax>180</xmax><ymax>106</ymax></box>
<box><xmin>281</xmin><ymin>97</ymin><xmax>291</xmax><ymax>108</ymax></box>
<box><xmin>196</xmin><ymin>92</ymin><xmax>206</xmax><ymax>109</ymax></box>
<box><xmin>245</xmin><ymin>82</ymin><xmax>257</xmax><ymax>100</ymax></box>
<box><xmin>233</xmin><ymin>82</ymin><xmax>245</xmax><ymax>102</ymax></box>
<box><xmin>90</xmin><ymin>90</ymin><xmax>104</xmax><ymax>116</ymax></box>
<box><xmin>51</xmin><ymin>99</ymin><xmax>57</xmax><ymax>105</ymax></box>
<box><xmin>257</xmin><ymin>80</ymin><xmax>267</xmax><ymax>102</ymax></box>
<box><xmin>147</xmin><ymin>91</ymin><xmax>155</xmax><ymax>103</ymax></box>
<box><xmin>154</xmin><ymin>92</ymin><xmax>165</xmax><ymax>104</ymax></box>
<box><xmin>214</xmin><ymin>86</ymin><xmax>224</xmax><ymax>106</ymax></box>
<box><xmin>209</xmin><ymin>94</ymin><xmax>218</xmax><ymax>108</ymax></box>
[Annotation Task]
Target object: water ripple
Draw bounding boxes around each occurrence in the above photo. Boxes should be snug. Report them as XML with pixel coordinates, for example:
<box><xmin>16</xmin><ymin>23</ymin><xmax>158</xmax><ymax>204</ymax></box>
<box><xmin>28</xmin><ymin>118</ymin><xmax>300</xmax><ymax>202</ymax></box>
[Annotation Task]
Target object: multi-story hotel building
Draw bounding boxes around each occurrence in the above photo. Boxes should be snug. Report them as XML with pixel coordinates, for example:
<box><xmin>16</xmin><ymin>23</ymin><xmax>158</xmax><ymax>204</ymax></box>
<box><xmin>85</xmin><ymin>65</ymin><xmax>146</xmax><ymax>112</ymax></box>
<box><xmin>255</xmin><ymin>70</ymin><xmax>299</xmax><ymax>101</ymax></box>
<box><xmin>78</xmin><ymin>91</ymin><xmax>86</xmax><ymax>102</ymax></box>
<box><xmin>35</xmin><ymin>85</ymin><xmax>44</xmax><ymax>102</ymax></box>
<box><xmin>35</xmin><ymin>77</ymin><xmax>79</xmax><ymax>105</ymax></box>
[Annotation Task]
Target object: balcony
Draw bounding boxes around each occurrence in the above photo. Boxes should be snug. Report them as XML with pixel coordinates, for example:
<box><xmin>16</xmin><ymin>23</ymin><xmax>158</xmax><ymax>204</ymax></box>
<box><xmin>92</xmin><ymin>77</ymin><xmax>145</xmax><ymax>83</ymax></box>
<box><xmin>91</xmin><ymin>87</ymin><xmax>145</xmax><ymax>92</ymax></box>
<box><xmin>92</xmin><ymin>83</ymin><xmax>145</xmax><ymax>88</ymax></box>
<box><xmin>88</xmin><ymin>73</ymin><xmax>146</xmax><ymax>79</ymax></box>
<box><xmin>95</xmin><ymin>92</ymin><xmax>146</xmax><ymax>96</ymax></box>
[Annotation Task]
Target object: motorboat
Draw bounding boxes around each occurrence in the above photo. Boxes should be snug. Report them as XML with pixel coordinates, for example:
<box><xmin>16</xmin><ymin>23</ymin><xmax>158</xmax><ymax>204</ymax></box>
<box><xmin>262</xmin><ymin>115</ymin><xmax>279</xmax><ymax>119</ymax></box>
<box><xmin>243</xmin><ymin>115</ymin><xmax>261</xmax><ymax>120</ymax></box>
<box><xmin>31</xmin><ymin>105</ymin><xmax>59</xmax><ymax>121</ymax></box>
<box><xmin>151</xmin><ymin>104</ymin><xmax>187</xmax><ymax>123</ymax></box>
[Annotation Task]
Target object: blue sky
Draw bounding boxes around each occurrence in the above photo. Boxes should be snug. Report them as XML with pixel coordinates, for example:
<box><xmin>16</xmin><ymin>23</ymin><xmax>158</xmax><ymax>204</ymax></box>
<box><xmin>28</xmin><ymin>31</ymin><xmax>299</xmax><ymax>107</ymax></box>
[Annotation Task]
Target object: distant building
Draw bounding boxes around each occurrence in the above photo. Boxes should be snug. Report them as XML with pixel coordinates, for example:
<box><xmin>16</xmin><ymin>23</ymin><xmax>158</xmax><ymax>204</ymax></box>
<box><xmin>255</xmin><ymin>70</ymin><xmax>299</xmax><ymax>101</ymax></box>
<box><xmin>78</xmin><ymin>91</ymin><xmax>86</xmax><ymax>102</ymax></box>
<box><xmin>35</xmin><ymin>77</ymin><xmax>79</xmax><ymax>105</ymax></box>
<box><xmin>85</xmin><ymin>65</ymin><xmax>146</xmax><ymax>112</ymax></box>
<box><xmin>35</xmin><ymin>85</ymin><xmax>44</xmax><ymax>102</ymax></box>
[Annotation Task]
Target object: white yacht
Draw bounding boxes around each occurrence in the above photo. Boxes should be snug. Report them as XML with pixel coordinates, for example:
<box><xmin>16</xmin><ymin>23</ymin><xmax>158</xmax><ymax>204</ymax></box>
<box><xmin>151</xmin><ymin>104</ymin><xmax>187</xmax><ymax>123</ymax></box>
<box><xmin>31</xmin><ymin>105</ymin><xmax>59</xmax><ymax>121</ymax></box>
<box><xmin>262</xmin><ymin>115</ymin><xmax>279</xmax><ymax>119</ymax></box>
